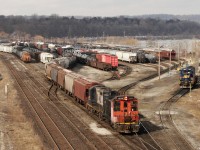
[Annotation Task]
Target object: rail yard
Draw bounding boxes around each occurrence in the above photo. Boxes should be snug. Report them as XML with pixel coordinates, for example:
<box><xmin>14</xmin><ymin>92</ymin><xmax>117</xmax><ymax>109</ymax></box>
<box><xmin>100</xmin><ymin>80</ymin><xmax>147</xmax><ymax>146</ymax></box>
<box><xmin>0</xmin><ymin>41</ymin><xmax>200</xmax><ymax>150</ymax></box>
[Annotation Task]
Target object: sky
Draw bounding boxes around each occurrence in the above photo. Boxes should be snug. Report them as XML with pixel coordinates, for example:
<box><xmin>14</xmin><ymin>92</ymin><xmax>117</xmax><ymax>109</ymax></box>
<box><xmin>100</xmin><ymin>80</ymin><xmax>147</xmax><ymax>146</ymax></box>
<box><xmin>0</xmin><ymin>0</ymin><xmax>200</xmax><ymax>17</ymax></box>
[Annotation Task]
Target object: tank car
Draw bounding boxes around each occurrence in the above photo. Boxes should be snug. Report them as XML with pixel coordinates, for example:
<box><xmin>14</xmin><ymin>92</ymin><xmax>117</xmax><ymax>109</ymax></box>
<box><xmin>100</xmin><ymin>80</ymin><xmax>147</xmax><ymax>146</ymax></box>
<box><xmin>136</xmin><ymin>51</ymin><xmax>146</xmax><ymax>63</ymax></box>
<box><xmin>53</xmin><ymin>56</ymin><xmax>76</xmax><ymax>69</ymax></box>
<box><xmin>145</xmin><ymin>53</ymin><xmax>157</xmax><ymax>63</ymax></box>
<box><xmin>180</xmin><ymin>66</ymin><xmax>198</xmax><ymax>88</ymax></box>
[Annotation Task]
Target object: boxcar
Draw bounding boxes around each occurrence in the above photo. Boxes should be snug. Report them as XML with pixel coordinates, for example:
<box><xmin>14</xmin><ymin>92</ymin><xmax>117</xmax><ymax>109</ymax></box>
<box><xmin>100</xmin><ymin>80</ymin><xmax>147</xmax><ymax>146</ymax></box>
<box><xmin>40</xmin><ymin>52</ymin><xmax>54</xmax><ymax>63</ymax></box>
<box><xmin>115</xmin><ymin>51</ymin><xmax>123</xmax><ymax>60</ymax></box>
<box><xmin>122</xmin><ymin>52</ymin><xmax>137</xmax><ymax>63</ymax></box>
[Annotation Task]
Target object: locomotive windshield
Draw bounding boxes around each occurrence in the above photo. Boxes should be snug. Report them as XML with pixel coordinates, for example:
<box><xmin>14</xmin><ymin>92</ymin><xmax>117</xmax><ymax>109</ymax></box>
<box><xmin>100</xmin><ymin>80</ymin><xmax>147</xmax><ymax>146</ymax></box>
<box><xmin>114</xmin><ymin>100</ymin><xmax>120</xmax><ymax>111</ymax></box>
<box><xmin>180</xmin><ymin>69</ymin><xmax>193</xmax><ymax>76</ymax></box>
<box><xmin>131</xmin><ymin>101</ymin><xmax>137</xmax><ymax>111</ymax></box>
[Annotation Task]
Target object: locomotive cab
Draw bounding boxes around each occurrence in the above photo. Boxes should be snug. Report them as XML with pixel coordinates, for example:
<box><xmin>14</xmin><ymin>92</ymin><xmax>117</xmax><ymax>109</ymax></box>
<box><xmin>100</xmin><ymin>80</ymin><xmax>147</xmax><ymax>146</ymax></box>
<box><xmin>180</xmin><ymin>66</ymin><xmax>197</xmax><ymax>88</ymax></box>
<box><xmin>111</xmin><ymin>96</ymin><xmax>139</xmax><ymax>133</ymax></box>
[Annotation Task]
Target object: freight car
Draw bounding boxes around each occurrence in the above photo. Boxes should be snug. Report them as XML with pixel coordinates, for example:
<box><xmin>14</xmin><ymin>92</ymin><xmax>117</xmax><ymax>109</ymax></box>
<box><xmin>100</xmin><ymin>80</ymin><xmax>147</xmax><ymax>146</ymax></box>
<box><xmin>144</xmin><ymin>53</ymin><xmax>157</xmax><ymax>63</ymax></box>
<box><xmin>0</xmin><ymin>45</ymin><xmax>13</xmax><ymax>53</ymax></box>
<box><xmin>142</xmin><ymin>48</ymin><xmax>176</xmax><ymax>60</ymax></box>
<box><xmin>95</xmin><ymin>49</ymin><xmax>146</xmax><ymax>63</ymax></box>
<box><xmin>52</xmin><ymin>56</ymin><xmax>76</xmax><ymax>69</ymax></box>
<box><xmin>160</xmin><ymin>49</ymin><xmax>176</xmax><ymax>60</ymax></box>
<box><xmin>180</xmin><ymin>66</ymin><xmax>198</xmax><ymax>88</ymax></box>
<box><xmin>39</xmin><ymin>52</ymin><xmax>54</xmax><ymax>63</ymax></box>
<box><xmin>74</xmin><ymin>50</ymin><xmax>118</xmax><ymax>70</ymax></box>
<box><xmin>45</xmin><ymin>63</ymin><xmax>140</xmax><ymax>133</ymax></box>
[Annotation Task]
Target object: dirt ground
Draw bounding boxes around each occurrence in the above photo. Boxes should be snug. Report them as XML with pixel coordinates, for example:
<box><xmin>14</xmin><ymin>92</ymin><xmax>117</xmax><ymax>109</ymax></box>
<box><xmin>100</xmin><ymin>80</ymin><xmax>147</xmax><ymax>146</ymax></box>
<box><xmin>1</xmin><ymin>53</ymin><xmax>200</xmax><ymax>149</ymax></box>
<box><xmin>0</xmin><ymin>54</ymin><xmax>47</xmax><ymax>149</ymax></box>
<box><xmin>75</xmin><ymin>61</ymin><xmax>200</xmax><ymax>149</ymax></box>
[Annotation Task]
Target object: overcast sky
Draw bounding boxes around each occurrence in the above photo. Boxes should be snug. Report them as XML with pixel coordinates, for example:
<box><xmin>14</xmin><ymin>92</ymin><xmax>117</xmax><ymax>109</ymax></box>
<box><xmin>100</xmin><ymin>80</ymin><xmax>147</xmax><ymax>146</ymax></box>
<box><xmin>0</xmin><ymin>0</ymin><xmax>200</xmax><ymax>17</ymax></box>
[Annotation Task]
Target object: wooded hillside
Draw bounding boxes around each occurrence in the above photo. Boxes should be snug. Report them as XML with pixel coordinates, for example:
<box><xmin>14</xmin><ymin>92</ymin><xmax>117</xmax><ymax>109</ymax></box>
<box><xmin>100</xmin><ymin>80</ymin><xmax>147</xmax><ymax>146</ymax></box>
<box><xmin>0</xmin><ymin>15</ymin><xmax>200</xmax><ymax>38</ymax></box>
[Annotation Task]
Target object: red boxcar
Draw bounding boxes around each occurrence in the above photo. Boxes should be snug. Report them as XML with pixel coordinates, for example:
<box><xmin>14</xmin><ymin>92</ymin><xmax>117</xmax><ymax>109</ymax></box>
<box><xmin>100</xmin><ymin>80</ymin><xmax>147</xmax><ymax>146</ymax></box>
<box><xmin>74</xmin><ymin>77</ymin><xmax>99</xmax><ymax>104</ymax></box>
<box><xmin>56</xmin><ymin>47</ymin><xmax>63</xmax><ymax>55</ymax></box>
<box><xmin>96</xmin><ymin>54</ymin><xmax>118</xmax><ymax>68</ymax></box>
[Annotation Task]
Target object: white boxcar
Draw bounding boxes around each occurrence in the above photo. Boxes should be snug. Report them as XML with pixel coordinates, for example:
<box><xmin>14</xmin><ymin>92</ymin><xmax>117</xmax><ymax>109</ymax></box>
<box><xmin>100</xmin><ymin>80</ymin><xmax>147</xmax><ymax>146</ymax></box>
<box><xmin>94</xmin><ymin>49</ymin><xmax>106</xmax><ymax>53</ymax></box>
<box><xmin>0</xmin><ymin>46</ymin><xmax>13</xmax><ymax>53</ymax></box>
<box><xmin>115</xmin><ymin>51</ymin><xmax>123</xmax><ymax>60</ymax></box>
<box><xmin>40</xmin><ymin>52</ymin><xmax>54</xmax><ymax>63</ymax></box>
<box><xmin>107</xmin><ymin>50</ymin><xmax>117</xmax><ymax>55</ymax></box>
<box><xmin>122</xmin><ymin>52</ymin><xmax>137</xmax><ymax>63</ymax></box>
<box><xmin>64</xmin><ymin>72</ymin><xmax>80</xmax><ymax>94</ymax></box>
<box><xmin>48</xmin><ymin>44</ymin><xmax>56</xmax><ymax>50</ymax></box>
<box><xmin>0</xmin><ymin>45</ymin><xmax>4</xmax><ymax>52</ymax></box>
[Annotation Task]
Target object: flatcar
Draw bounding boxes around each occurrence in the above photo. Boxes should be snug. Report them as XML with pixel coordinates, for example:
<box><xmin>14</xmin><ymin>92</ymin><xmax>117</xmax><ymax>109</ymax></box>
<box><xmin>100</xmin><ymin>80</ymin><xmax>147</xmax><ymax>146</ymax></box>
<box><xmin>180</xmin><ymin>66</ymin><xmax>198</xmax><ymax>88</ymax></box>
<box><xmin>45</xmin><ymin>62</ymin><xmax>140</xmax><ymax>133</ymax></box>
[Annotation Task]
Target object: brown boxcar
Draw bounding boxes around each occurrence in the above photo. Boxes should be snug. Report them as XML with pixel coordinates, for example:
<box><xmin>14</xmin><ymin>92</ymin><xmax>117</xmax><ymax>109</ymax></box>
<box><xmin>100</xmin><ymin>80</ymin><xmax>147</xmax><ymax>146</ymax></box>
<box><xmin>156</xmin><ymin>49</ymin><xmax>176</xmax><ymax>60</ymax></box>
<box><xmin>57</xmin><ymin>69</ymin><xmax>71</xmax><ymax>88</ymax></box>
<box><xmin>74</xmin><ymin>77</ymin><xmax>99</xmax><ymax>104</ymax></box>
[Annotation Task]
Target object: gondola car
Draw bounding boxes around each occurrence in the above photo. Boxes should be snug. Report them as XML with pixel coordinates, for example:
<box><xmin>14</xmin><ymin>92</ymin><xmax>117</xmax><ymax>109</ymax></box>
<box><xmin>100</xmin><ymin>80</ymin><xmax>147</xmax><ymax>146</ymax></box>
<box><xmin>180</xmin><ymin>66</ymin><xmax>198</xmax><ymax>88</ymax></box>
<box><xmin>45</xmin><ymin>62</ymin><xmax>140</xmax><ymax>133</ymax></box>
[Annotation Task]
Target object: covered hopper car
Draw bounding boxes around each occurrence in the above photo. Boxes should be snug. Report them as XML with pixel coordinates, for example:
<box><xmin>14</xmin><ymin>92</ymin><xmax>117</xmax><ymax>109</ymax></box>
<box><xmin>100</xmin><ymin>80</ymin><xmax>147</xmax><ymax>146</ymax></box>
<box><xmin>45</xmin><ymin>62</ymin><xmax>140</xmax><ymax>133</ymax></box>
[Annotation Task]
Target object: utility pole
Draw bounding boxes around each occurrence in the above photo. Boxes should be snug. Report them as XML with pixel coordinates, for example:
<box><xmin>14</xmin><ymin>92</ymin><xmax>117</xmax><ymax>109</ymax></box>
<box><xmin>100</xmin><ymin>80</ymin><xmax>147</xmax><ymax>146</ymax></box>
<box><xmin>178</xmin><ymin>43</ymin><xmax>180</xmax><ymax>66</ymax></box>
<box><xmin>158</xmin><ymin>45</ymin><xmax>161</xmax><ymax>80</ymax></box>
<box><xmin>169</xmin><ymin>49</ymin><xmax>171</xmax><ymax>75</ymax></box>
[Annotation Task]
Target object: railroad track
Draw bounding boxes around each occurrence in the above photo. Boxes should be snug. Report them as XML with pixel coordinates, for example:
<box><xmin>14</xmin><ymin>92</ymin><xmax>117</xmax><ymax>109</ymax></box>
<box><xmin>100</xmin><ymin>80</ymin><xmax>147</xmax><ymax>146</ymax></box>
<box><xmin>1</xmin><ymin>54</ymin><xmax>113</xmax><ymax>150</ymax></box>
<box><xmin>3</xmin><ymin>53</ymin><xmax>144</xmax><ymax>150</ymax></box>
<box><xmin>0</xmin><ymin>54</ymin><xmax>72</xmax><ymax>149</ymax></box>
<box><xmin>118</xmin><ymin>62</ymin><xmax>178</xmax><ymax>95</ymax></box>
<box><xmin>158</xmin><ymin>89</ymin><xmax>195</xmax><ymax>150</ymax></box>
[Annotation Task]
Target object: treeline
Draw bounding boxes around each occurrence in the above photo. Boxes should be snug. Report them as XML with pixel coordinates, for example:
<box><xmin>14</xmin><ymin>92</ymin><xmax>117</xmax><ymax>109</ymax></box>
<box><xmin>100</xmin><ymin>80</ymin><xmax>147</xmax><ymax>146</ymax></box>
<box><xmin>0</xmin><ymin>15</ymin><xmax>200</xmax><ymax>38</ymax></box>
